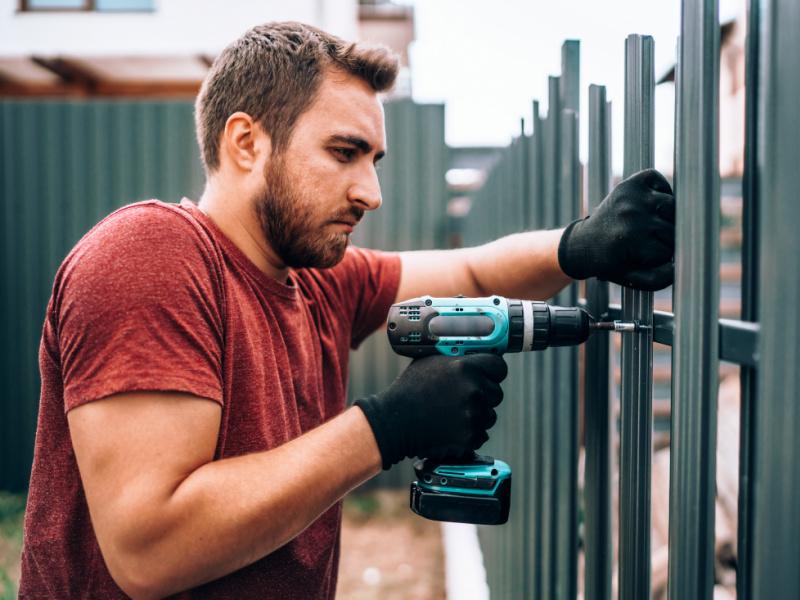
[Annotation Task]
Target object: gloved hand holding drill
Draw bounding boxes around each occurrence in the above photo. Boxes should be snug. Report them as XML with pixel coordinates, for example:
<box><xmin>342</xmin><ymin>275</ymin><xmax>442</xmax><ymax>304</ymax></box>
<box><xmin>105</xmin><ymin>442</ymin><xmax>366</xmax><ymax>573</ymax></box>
<box><xmin>355</xmin><ymin>353</ymin><xmax>508</xmax><ymax>470</ymax></box>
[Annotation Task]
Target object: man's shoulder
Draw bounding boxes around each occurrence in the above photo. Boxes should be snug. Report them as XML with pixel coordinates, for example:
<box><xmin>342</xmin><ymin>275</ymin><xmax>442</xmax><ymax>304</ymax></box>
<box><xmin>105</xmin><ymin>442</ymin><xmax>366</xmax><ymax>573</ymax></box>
<box><xmin>85</xmin><ymin>199</ymin><xmax>203</xmax><ymax>244</ymax></box>
<box><xmin>53</xmin><ymin>200</ymin><xmax>223</xmax><ymax>303</ymax></box>
<box><xmin>66</xmin><ymin>200</ymin><xmax>214</xmax><ymax>265</ymax></box>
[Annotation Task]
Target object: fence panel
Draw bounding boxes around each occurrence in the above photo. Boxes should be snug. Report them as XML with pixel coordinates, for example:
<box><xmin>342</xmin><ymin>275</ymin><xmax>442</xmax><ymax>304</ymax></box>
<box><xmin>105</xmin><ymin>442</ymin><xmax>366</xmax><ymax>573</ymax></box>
<box><xmin>0</xmin><ymin>97</ymin><xmax>447</xmax><ymax>492</ymax></box>
<box><xmin>468</xmin><ymin>40</ymin><xmax>582</xmax><ymax>600</ymax></box>
<box><xmin>463</xmin><ymin>2</ymin><xmax>799</xmax><ymax>598</ymax></box>
<box><xmin>0</xmin><ymin>100</ymin><xmax>203</xmax><ymax>491</ymax></box>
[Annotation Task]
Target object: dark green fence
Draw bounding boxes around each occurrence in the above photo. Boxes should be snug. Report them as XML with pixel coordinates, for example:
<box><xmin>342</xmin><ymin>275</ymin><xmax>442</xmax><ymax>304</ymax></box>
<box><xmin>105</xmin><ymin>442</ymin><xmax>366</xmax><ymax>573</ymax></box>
<box><xmin>0</xmin><ymin>97</ymin><xmax>447</xmax><ymax>492</ymax></box>
<box><xmin>463</xmin><ymin>0</ymin><xmax>799</xmax><ymax>597</ymax></box>
<box><xmin>0</xmin><ymin>100</ymin><xmax>204</xmax><ymax>492</ymax></box>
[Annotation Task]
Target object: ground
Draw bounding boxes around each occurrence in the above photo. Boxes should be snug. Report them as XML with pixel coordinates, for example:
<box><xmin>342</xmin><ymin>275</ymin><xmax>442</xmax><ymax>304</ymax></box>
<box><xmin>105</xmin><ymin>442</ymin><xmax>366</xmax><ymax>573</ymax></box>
<box><xmin>0</xmin><ymin>488</ymin><xmax>445</xmax><ymax>599</ymax></box>
<box><xmin>337</xmin><ymin>489</ymin><xmax>446</xmax><ymax>599</ymax></box>
<box><xmin>0</xmin><ymin>492</ymin><xmax>24</xmax><ymax>600</ymax></box>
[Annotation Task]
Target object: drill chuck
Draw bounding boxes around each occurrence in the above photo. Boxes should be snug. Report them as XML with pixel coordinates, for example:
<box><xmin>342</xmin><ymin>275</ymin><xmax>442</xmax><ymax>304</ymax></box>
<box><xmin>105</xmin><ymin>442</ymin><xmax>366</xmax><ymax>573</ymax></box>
<box><xmin>511</xmin><ymin>300</ymin><xmax>592</xmax><ymax>350</ymax></box>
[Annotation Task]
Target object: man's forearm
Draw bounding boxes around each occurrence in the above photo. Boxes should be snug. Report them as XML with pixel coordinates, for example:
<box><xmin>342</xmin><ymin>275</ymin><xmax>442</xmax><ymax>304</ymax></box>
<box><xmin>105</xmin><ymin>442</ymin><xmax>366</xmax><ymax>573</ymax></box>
<box><xmin>111</xmin><ymin>407</ymin><xmax>381</xmax><ymax>598</ymax></box>
<box><xmin>396</xmin><ymin>228</ymin><xmax>571</xmax><ymax>303</ymax></box>
<box><xmin>465</xmin><ymin>228</ymin><xmax>570</xmax><ymax>300</ymax></box>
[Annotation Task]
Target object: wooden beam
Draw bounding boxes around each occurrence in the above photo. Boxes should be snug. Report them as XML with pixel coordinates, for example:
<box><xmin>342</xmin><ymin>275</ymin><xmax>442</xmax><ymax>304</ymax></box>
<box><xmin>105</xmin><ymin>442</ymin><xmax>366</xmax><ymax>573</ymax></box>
<box><xmin>31</xmin><ymin>56</ymin><xmax>100</xmax><ymax>93</ymax></box>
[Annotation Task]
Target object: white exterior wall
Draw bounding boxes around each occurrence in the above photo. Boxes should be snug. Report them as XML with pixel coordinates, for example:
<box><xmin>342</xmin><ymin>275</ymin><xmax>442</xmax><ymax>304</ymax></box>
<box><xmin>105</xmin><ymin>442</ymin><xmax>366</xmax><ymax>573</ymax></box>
<box><xmin>0</xmin><ymin>0</ymin><xmax>358</xmax><ymax>55</ymax></box>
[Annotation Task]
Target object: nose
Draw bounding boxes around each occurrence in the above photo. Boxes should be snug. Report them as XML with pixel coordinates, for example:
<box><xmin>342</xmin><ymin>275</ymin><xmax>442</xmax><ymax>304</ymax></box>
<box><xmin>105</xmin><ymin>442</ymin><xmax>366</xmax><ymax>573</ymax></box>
<box><xmin>347</xmin><ymin>166</ymin><xmax>382</xmax><ymax>212</ymax></box>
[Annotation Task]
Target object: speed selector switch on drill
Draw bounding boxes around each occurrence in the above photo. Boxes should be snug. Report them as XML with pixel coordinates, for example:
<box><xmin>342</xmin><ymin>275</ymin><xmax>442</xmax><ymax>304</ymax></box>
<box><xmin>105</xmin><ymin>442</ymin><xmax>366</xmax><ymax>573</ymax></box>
<box><xmin>387</xmin><ymin>295</ymin><xmax>640</xmax><ymax>526</ymax></box>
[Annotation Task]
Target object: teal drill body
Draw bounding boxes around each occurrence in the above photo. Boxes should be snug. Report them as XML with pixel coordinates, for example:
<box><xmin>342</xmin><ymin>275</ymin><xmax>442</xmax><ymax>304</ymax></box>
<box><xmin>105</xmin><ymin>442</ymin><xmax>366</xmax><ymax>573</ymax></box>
<box><xmin>387</xmin><ymin>295</ymin><xmax>594</xmax><ymax>525</ymax></box>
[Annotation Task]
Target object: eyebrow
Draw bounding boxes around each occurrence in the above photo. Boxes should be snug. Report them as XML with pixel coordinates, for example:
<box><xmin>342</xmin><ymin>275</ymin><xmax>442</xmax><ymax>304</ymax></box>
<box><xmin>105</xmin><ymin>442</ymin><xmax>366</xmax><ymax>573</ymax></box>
<box><xmin>328</xmin><ymin>134</ymin><xmax>386</xmax><ymax>162</ymax></box>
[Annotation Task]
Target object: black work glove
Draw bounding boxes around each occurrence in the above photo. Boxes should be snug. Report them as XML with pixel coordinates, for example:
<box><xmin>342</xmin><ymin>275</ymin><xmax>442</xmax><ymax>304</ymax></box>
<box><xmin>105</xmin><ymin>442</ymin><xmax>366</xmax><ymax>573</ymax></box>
<box><xmin>355</xmin><ymin>353</ymin><xmax>508</xmax><ymax>470</ymax></box>
<box><xmin>558</xmin><ymin>168</ymin><xmax>675</xmax><ymax>291</ymax></box>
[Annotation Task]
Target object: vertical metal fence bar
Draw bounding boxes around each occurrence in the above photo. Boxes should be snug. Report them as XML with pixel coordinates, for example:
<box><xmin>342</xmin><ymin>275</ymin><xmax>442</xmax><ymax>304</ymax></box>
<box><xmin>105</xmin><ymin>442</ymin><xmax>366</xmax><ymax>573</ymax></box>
<box><xmin>515</xmin><ymin>128</ymin><xmax>534</xmax><ymax>600</ymax></box>
<box><xmin>508</xmin><ymin>137</ymin><xmax>527</xmax><ymax>597</ymax></box>
<box><xmin>555</xmin><ymin>108</ymin><xmax>580</xmax><ymax>600</ymax></box>
<box><xmin>540</xmin><ymin>74</ymin><xmax>562</xmax><ymax>600</ymax></box>
<box><xmin>553</xmin><ymin>40</ymin><xmax>581</xmax><ymax>599</ymax></box>
<box><xmin>502</xmin><ymin>147</ymin><xmax>512</xmax><ymax>598</ymax></box>
<box><xmin>752</xmin><ymin>0</ymin><xmax>800</xmax><ymax>597</ymax></box>
<box><xmin>519</xmin><ymin>127</ymin><xmax>533</xmax><ymax>600</ymax></box>
<box><xmin>668</xmin><ymin>0</ymin><xmax>720</xmax><ymax>597</ymax></box>
<box><xmin>585</xmin><ymin>84</ymin><xmax>613</xmax><ymax>600</ymax></box>
<box><xmin>560</xmin><ymin>40</ymin><xmax>580</xmax><ymax>113</ymax></box>
<box><xmin>619</xmin><ymin>34</ymin><xmax>655</xmax><ymax>600</ymax></box>
<box><xmin>737</xmin><ymin>1</ymin><xmax>760</xmax><ymax>596</ymax></box>
<box><xmin>528</xmin><ymin>101</ymin><xmax>546</xmax><ymax>600</ymax></box>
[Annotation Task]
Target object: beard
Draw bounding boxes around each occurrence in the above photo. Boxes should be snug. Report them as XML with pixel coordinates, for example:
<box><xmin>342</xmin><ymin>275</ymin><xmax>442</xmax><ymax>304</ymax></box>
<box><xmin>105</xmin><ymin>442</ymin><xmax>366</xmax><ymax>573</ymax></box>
<box><xmin>254</xmin><ymin>155</ymin><xmax>364</xmax><ymax>269</ymax></box>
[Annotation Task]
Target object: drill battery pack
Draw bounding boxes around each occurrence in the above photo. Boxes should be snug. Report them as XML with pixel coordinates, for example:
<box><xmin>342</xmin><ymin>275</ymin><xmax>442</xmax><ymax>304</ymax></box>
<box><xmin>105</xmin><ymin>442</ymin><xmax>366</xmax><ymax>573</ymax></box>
<box><xmin>410</xmin><ymin>455</ymin><xmax>512</xmax><ymax>525</ymax></box>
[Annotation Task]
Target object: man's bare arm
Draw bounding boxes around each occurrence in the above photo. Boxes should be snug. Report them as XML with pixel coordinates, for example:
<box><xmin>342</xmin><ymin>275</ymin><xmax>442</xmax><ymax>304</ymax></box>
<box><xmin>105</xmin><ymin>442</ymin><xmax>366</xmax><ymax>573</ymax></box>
<box><xmin>68</xmin><ymin>392</ymin><xmax>381</xmax><ymax>599</ymax></box>
<box><xmin>395</xmin><ymin>228</ymin><xmax>570</xmax><ymax>303</ymax></box>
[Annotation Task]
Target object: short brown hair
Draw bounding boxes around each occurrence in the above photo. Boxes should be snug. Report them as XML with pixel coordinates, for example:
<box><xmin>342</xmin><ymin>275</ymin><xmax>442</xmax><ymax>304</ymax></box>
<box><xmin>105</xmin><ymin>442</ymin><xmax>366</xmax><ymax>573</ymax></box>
<box><xmin>195</xmin><ymin>21</ymin><xmax>399</xmax><ymax>173</ymax></box>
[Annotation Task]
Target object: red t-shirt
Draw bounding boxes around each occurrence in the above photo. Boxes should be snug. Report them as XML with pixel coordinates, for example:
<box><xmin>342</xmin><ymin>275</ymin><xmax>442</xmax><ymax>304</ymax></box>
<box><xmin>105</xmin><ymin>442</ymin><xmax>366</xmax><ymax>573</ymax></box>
<box><xmin>19</xmin><ymin>199</ymin><xmax>401</xmax><ymax>599</ymax></box>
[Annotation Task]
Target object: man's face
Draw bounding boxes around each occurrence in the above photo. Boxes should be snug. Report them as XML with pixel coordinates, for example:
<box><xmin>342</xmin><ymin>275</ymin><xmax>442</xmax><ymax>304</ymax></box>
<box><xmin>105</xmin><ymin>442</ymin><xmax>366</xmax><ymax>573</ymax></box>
<box><xmin>254</xmin><ymin>69</ymin><xmax>387</xmax><ymax>269</ymax></box>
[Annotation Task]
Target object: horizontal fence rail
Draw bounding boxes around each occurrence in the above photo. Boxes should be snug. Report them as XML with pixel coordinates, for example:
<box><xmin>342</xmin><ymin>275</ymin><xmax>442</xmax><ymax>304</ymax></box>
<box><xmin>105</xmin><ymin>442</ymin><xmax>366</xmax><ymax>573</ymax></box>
<box><xmin>604</xmin><ymin>305</ymin><xmax>760</xmax><ymax>367</ymax></box>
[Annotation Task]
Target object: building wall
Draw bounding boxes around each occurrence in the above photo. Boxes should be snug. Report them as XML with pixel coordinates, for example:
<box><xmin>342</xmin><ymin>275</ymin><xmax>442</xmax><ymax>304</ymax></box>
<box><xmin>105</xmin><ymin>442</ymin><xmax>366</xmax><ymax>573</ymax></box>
<box><xmin>0</xmin><ymin>0</ymin><xmax>358</xmax><ymax>55</ymax></box>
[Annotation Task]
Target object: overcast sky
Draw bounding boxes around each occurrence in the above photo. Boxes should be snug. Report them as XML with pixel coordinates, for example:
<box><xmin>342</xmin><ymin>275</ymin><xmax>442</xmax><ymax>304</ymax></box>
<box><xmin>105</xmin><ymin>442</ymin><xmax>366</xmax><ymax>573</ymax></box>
<box><xmin>405</xmin><ymin>0</ymin><xmax>743</xmax><ymax>175</ymax></box>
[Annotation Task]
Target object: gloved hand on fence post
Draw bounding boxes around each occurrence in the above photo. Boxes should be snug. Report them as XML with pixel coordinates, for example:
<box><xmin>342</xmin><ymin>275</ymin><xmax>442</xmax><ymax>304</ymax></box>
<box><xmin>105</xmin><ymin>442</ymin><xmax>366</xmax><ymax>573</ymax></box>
<box><xmin>354</xmin><ymin>353</ymin><xmax>507</xmax><ymax>470</ymax></box>
<box><xmin>558</xmin><ymin>168</ymin><xmax>675</xmax><ymax>291</ymax></box>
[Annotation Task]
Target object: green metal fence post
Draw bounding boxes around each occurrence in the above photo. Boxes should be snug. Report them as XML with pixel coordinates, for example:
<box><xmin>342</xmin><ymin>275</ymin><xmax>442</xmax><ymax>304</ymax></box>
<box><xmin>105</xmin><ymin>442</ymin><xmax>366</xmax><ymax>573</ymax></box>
<box><xmin>527</xmin><ymin>100</ymin><xmax>546</xmax><ymax>600</ymax></box>
<box><xmin>539</xmin><ymin>74</ymin><xmax>562</xmax><ymax>600</ymax></box>
<box><xmin>585</xmin><ymin>84</ymin><xmax>612</xmax><ymax>600</ymax></box>
<box><xmin>553</xmin><ymin>41</ymin><xmax>581</xmax><ymax>600</ymax></box>
<box><xmin>668</xmin><ymin>0</ymin><xmax>720</xmax><ymax>597</ymax></box>
<box><xmin>737</xmin><ymin>1</ymin><xmax>760</xmax><ymax>596</ymax></box>
<box><xmin>752</xmin><ymin>0</ymin><xmax>800</xmax><ymax>597</ymax></box>
<box><xmin>619</xmin><ymin>34</ymin><xmax>655</xmax><ymax>600</ymax></box>
<box><xmin>554</xmin><ymin>108</ymin><xmax>580</xmax><ymax>600</ymax></box>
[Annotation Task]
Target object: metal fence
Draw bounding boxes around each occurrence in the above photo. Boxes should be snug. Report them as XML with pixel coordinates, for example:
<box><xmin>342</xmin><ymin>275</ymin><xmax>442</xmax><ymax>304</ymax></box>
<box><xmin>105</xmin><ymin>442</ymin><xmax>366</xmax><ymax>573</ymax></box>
<box><xmin>0</xmin><ymin>97</ymin><xmax>448</xmax><ymax>492</ymax></box>
<box><xmin>463</xmin><ymin>0</ymin><xmax>799</xmax><ymax>597</ymax></box>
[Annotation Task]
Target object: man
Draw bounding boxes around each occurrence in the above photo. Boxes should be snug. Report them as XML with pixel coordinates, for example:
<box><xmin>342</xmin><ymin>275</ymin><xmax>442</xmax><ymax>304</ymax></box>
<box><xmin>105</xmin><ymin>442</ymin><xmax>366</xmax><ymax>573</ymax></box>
<box><xmin>19</xmin><ymin>22</ymin><xmax>674</xmax><ymax>599</ymax></box>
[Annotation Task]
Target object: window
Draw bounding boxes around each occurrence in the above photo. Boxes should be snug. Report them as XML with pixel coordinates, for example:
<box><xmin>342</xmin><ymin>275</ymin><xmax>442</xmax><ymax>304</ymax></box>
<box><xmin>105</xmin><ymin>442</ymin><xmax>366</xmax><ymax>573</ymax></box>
<box><xmin>21</xmin><ymin>0</ymin><xmax>154</xmax><ymax>11</ymax></box>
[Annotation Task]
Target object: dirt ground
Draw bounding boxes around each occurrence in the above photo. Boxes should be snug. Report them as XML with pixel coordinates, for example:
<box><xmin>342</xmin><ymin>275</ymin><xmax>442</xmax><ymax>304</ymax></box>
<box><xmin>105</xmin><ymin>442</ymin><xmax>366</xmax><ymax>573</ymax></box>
<box><xmin>337</xmin><ymin>489</ymin><xmax>446</xmax><ymax>600</ymax></box>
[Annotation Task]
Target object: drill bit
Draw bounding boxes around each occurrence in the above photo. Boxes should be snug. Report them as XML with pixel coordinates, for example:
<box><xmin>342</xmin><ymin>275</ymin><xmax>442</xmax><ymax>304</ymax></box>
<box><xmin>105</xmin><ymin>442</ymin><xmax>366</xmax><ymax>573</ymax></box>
<box><xmin>589</xmin><ymin>320</ymin><xmax>649</xmax><ymax>332</ymax></box>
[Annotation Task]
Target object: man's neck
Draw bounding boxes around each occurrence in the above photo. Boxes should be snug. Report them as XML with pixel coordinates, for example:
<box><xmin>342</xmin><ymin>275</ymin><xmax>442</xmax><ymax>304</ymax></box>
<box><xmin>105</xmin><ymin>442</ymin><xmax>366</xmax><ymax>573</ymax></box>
<box><xmin>197</xmin><ymin>181</ymin><xmax>291</xmax><ymax>284</ymax></box>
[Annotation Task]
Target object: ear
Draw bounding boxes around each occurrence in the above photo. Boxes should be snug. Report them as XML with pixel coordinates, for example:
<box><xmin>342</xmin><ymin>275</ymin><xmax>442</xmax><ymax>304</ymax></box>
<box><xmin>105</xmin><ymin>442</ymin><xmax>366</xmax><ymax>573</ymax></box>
<box><xmin>220</xmin><ymin>112</ymin><xmax>272</xmax><ymax>172</ymax></box>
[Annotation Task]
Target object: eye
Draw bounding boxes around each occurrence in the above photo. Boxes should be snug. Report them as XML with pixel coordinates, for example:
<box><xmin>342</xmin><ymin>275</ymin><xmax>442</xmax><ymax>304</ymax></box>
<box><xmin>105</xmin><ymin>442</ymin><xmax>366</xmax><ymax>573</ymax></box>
<box><xmin>332</xmin><ymin>147</ymin><xmax>357</xmax><ymax>162</ymax></box>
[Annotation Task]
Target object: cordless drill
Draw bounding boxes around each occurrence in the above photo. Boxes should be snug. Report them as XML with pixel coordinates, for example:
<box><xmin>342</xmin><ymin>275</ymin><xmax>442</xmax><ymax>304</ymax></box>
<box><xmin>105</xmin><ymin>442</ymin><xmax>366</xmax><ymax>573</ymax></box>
<box><xmin>386</xmin><ymin>294</ymin><xmax>633</xmax><ymax>525</ymax></box>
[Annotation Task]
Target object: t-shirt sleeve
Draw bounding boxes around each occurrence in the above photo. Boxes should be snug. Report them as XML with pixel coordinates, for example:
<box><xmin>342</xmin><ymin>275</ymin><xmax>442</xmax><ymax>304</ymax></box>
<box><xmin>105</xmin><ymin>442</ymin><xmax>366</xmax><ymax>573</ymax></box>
<box><xmin>324</xmin><ymin>246</ymin><xmax>401</xmax><ymax>349</ymax></box>
<box><xmin>56</xmin><ymin>204</ymin><xmax>225</xmax><ymax>412</ymax></box>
